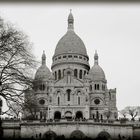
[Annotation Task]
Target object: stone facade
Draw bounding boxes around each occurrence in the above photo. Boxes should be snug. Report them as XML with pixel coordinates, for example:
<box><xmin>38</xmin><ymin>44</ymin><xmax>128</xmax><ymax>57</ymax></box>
<box><xmin>23</xmin><ymin>11</ymin><xmax>118</xmax><ymax>122</ymax></box>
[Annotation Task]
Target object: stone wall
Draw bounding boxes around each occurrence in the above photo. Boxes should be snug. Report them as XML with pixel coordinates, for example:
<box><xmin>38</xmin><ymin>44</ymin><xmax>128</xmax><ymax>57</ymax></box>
<box><xmin>20</xmin><ymin>121</ymin><xmax>133</xmax><ymax>139</ymax></box>
<box><xmin>2</xmin><ymin>120</ymin><xmax>20</xmax><ymax>138</ymax></box>
<box><xmin>3</xmin><ymin>120</ymin><xmax>140</xmax><ymax>139</ymax></box>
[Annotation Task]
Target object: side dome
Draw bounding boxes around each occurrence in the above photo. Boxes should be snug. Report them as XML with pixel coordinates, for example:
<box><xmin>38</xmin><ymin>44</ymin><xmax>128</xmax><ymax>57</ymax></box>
<box><xmin>89</xmin><ymin>65</ymin><xmax>106</xmax><ymax>81</ymax></box>
<box><xmin>54</xmin><ymin>30</ymin><xmax>87</xmax><ymax>57</ymax></box>
<box><xmin>88</xmin><ymin>51</ymin><xmax>106</xmax><ymax>82</ymax></box>
<box><xmin>35</xmin><ymin>65</ymin><xmax>51</xmax><ymax>80</ymax></box>
<box><xmin>34</xmin><ymin>51</ymin><xmax>51</xmax><ymax>81</ymax></box>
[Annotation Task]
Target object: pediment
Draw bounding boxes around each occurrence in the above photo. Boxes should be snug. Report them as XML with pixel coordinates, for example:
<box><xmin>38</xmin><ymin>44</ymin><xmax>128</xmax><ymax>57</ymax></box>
<box><xmin>54</xmin><ymin>75</ymin><xmax>84</xmax><ymax>87</ymax></box>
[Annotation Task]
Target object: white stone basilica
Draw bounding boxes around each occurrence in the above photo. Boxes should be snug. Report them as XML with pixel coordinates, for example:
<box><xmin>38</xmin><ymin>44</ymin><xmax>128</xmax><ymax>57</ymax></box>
<box><xmin>24</xmin><ymin>11</ymin><xmax>118</xmax><ymax>121</ymax></box>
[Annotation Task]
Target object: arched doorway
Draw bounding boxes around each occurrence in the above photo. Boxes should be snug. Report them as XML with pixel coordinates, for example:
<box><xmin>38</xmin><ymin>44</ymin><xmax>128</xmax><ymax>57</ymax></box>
<box><xmin>65</xmin><ymin>111</ymin><xmax>72</xmax><ymax>120</ymax></box>
<box><xmin>54</xmin><ymin>111</ymin><xmax>61</xmax><ymax>120</ymax></box>
<box><xmin>43</xmin><ymin>131</ymin><xmax>57</xmax><ymax>140</ymax></box>
<box><xmin>70</xmin><ymin>130</ymin><xmax>85</xmax><ymax>139</ymax></box>
<box><xmin>76</xmin><ymin>111</ymin><xmax>83</xmax><ymax>119</ymax></box>
<box><xmin>96</xmin><ymin>131</ymin><xmax>111</xmax><ymax>140</ymax></box>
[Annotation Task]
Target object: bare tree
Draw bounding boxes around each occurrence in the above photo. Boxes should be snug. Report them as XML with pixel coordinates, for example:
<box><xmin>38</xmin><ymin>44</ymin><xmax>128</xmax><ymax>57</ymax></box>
<box><xmin>120</xmin><ymin>106</ymin><xmax>139</xmax><ymax>121</ymax></box>
<box><xmin>22</xmin><ymin>90</ymin><xmax>38</xmax><ymax>120</ymax></box>
<box><xmin>119</xmin><ymin>109</ymin><xmax>127</xmax><ymax>118</ymax></box>
<box><xmin>6</xmin><ymin>101</ymin><xmax>23</xmax><ymax>118</ymax></box>
<box><xmin>0</xmin><ymin>16</ymin><xmax>36</xmax><ymax>115</ymax></box>
<box><xmin>127</xmin><ymin>107</ymin><xmax>138</xmax><ymax>121</ymax></box>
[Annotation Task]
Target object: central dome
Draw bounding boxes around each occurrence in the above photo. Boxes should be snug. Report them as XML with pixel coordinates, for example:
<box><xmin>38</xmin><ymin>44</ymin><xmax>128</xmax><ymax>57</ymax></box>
<box><xmin>51</xmin><ymin>11</ymin><xmax>90</xmax><ymax>74</ymax></box>
<box><xmin>54</xmin><ymin>30</ymin><xmax>87</xmax><ymax>57</ymax></box>
<box><xmin>53</xmin><ymin>11</ymin><xmax>88</xmax><ymax>58</ymax></box>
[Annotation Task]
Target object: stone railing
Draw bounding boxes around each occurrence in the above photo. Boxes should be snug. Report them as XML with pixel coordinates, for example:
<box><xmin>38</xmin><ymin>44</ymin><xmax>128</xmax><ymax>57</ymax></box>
<box><xmin>2</xmin><ymin>117</ymin><xmax>140</xmax><ymax>127</ymax></box>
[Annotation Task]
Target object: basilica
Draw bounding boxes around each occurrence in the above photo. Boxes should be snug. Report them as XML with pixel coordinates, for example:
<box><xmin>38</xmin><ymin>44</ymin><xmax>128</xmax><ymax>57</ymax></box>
<box><xmin>24</xmin><ymin>11</ymin><xmax>118</xmax><ymax>122</ymax></box>
<box><xmin>3</xmin><ymin>11</ymin><xmax>140</xmax><ymax>140</ymax></box>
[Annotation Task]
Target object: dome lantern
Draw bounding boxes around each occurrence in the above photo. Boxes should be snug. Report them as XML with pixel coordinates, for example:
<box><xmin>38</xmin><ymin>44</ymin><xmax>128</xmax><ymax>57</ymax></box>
<box><xmin>42</xmin><ymin>50</ymin><xmax>46</xmax><ymax>65</ymax></box>
<box><xmin>94</xmin><ymin>50</ymin><xmax>99</xmax><ymax>65</ymax></box>
<box><xmin>68</xmin><ymin>9</ymin><xmax>74</xmax><ymax>30</ymax></box>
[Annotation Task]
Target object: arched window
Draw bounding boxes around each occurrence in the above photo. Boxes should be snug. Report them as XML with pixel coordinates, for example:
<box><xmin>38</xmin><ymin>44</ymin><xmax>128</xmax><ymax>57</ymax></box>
<box><xmin>102</xmin><ymin>85</ymin><xmax>105</xmax><ymax>91</ymax></box>
<box><xmin>74</xmin><ymin>69</ymin><xmax>77</xmax><ymax>78</ymax></box>
<box><xmin>97</xmin><ymin>84</ymin><xmax>99</xmax><ymax>90</ymax></box>
<box><xmin>58</xmin><ymin>70</ymin><xmax>61</xmax><ymax>80</ymax></box>
<box><xmin>58</xmin><ymin>97</ymin><xmax>60</xmax><ymax>105</ymax></box>
<box><xmin>89</xmin><ymin>85</ymin><xmax>92</xmax><ymax>91</ymax></box>
<box><xmin>40</xmin><ymin>111</ymin><xmax>43</xmax><ymax>119</ymax></box>
<box><xmin>79</xmin><ymin>70</ymin><xmax>82</xmax><ymax>79</ymax></box>
<box><xmin>94</xmin><ymin>84</ymin><xmax>97</xmax><ymax>90</ymax></box>
<box><xmin>55</xmin><ymin>71</ymin><xmax>57</xmax><ymax>80</ymax></box>
<box><xmin>42</xmin><ymin>84</ymin><xmax>45</xmax><ymax>90</ymax></box>
<box><xmin>39</xmin><ymin>99</ymin><xmax>45</xmax><ymax>105</ymax></box>
<box><xmin>68</xmin><ymin>55</ymin><xmax>72</xmax><ymax>58</ymax></box>
<box><xmin>93</xmin><ymin>114</ymin><xmax>95</xmax><ymax>119</ymax></box>
<box><xmin>74</xmin><ymin>55</ymin><xmax>78</xmax><ymax>58</ymax></box>
<box><xmin>67</xmin><ymin>89</ymin><xmax>71</xmax><ymax>101</ymax></box>
<box><xmin>84</xmin><ymin>70</ymin><xmax>86</xmax><ymax>76</ymax></box>
<box><xmin>39</xmin><ymin>84</ymin><xmax>45</xmax><ymax>91</ymax></box>
<box><xmin>78</xmin><ymin>97</ymin><xmax>80</xmax><ymax>105</ymax></box>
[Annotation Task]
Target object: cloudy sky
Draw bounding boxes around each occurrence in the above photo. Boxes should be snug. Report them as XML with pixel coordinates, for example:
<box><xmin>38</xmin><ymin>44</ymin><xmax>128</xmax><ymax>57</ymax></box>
<box><xmin>0</xmin><ymin>2</ymin><xmax>140</xmax><ymax>110</ymax></box>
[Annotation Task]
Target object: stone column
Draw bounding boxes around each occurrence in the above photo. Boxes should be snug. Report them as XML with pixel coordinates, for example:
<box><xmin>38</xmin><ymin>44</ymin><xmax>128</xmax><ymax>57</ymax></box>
<box><xmin>85</xmin><ymin>105</ymin><xmax>89</xmax><ymax>119</ymax></box>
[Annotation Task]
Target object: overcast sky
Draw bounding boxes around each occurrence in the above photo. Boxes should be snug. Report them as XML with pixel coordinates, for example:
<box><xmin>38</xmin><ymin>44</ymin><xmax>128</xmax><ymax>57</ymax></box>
<box><xmin>0</xmin><ymin>2</ymin><xmax>140</xmax><ymax>110</ymax></box>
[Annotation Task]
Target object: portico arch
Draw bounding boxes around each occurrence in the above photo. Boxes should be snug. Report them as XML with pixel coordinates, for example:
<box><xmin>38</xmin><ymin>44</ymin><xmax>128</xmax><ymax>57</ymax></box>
<box><xmin>97</xmin><ymin>131</ymin><xmax>112</xmax><ymax>140</ymax></box>
<box><xmin>54</xmin><ymin>111</ymin><xmax>61</xmax><ymax>120</ymax></box>
<box><xmin>65</xmin><ymin>111</ymin><xmax>72</xmax><ymax>119</ymax></box>
<box><xmin>43</xmin><ymin>131</ymin><xmax>57</xmax><ymax>140</ymax></box>
<box><xmin>75</xmin><ymin>111</ymin><xmax>83</xmax><ymax>119</ymax></box>
<box><xmin>70</xmin><ymin>130</ymin><xmax>85</xmax><ymax>139</ymax></box>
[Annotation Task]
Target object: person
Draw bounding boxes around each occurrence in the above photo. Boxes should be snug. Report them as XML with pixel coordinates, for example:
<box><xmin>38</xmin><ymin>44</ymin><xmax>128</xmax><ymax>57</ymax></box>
<box><xmin>118</xmin><ymin>134</ymin><xmax>121</xmax><ymax>140</ymax></box>
<box><xmin>39</xmin><ymin>133</ymin><xmax>42</xmax><ymax>139</ymax></box>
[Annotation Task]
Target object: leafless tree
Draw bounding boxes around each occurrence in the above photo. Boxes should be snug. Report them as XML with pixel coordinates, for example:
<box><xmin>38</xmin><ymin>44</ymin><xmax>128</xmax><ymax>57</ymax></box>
<box><xmin>127</xmin><ymin>107</ymin><xmax>138</xmax><ymax>121</ymax></box>
<box><xmin>6</xmin><ymin>101</ymin><xmax>23</xmax><ymax>118</ymax></box>
<box><xmin>0</xmin><ymin>16</ymin><xmax>36</xmax><ymax>115</ymax></box>
<box><xmin>22</xmin><ymin>90</ymin><xmax>38</xmax><ymax>120</ymax></box>
<box><xmin>119</xmin><ymin>109</ymin><xmax>127</xmax><ymax>118</ymax></box>
<box><xmin>120</xmin><ymin>106</ymin><xmax>139</xmax><ymax>121</ymax></box>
